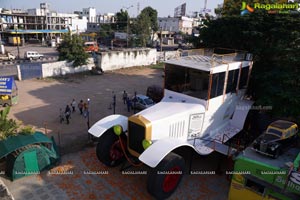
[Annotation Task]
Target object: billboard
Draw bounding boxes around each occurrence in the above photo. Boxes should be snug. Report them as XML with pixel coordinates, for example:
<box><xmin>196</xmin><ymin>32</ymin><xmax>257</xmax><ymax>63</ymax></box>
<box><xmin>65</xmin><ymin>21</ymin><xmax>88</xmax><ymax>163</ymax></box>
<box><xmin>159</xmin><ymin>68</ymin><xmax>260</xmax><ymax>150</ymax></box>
<box><xmin>174</xmin><ymin>3</ymin><xmax>186</xmax><ymax>17</ymax></box>
<box><xmin>0</xmin><ymin>76</ymin><xmax>14</xmax><ymax>94</ymax></box>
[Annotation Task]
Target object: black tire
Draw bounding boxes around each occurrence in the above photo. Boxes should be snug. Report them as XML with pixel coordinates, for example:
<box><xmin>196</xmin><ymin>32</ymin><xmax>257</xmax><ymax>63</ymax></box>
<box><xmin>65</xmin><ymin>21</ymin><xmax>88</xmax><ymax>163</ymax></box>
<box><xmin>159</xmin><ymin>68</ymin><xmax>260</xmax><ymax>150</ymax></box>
<box><xmin>147</xmin><ymin>152</ymin><xmax>185</xmax><ymax>200</ymax></box>
<box><xmin>3</xmin><ymin>103</ymin><xmax>8</xmax><ymax>107</ymax></box>
<box><xmin>96</xmin><ymin>128</ymin><xmax>125</xmax><ymax>167</ymax></box>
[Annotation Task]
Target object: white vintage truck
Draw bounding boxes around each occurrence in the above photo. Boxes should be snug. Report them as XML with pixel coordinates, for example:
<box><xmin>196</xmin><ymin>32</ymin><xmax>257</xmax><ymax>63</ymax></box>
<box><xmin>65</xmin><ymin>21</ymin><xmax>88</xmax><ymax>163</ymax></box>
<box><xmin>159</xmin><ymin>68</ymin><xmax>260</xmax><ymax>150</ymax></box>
<box><xmin>89</xmin><ymin>50</ymin><xmax>254</xmax><ymax>199</ymax></box>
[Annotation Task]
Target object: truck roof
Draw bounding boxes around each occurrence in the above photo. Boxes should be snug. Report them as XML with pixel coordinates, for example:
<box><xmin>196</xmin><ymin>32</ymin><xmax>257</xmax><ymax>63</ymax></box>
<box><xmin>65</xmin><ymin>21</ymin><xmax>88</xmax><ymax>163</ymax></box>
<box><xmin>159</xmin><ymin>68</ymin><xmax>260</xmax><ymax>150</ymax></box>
<box><xmin>164</xmin><ymin>54</ymin><xmax>251</xmax><ymax>73</ymax></box>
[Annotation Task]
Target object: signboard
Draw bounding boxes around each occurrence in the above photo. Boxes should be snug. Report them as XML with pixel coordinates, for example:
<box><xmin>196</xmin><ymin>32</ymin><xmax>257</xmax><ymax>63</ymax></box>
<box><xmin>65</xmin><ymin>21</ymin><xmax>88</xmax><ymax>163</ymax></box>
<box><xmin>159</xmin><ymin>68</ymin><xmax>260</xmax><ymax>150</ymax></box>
<box><xmin>0</xmin><ymin>76</ymin><xmax>14</xmax><ymax>94</ymax></box>
<box><xmin>188</xmin><ymin>113</ymin><xmax>204</xmax><ymax>138</ymax></box>
<box><xmin>174</xmin><ymin>3</ymin><xmax>186</xmax><ymax>17</ymax></box>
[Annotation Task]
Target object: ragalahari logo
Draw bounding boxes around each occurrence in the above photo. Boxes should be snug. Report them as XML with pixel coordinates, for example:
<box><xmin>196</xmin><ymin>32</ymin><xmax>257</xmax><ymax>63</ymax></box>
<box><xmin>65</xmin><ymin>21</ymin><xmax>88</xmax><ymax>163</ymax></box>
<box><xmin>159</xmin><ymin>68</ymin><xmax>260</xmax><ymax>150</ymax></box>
<box><xmin>241</xmin><ymin>2</ymin><xmax>255</xmax><ymax>15</ymax></box>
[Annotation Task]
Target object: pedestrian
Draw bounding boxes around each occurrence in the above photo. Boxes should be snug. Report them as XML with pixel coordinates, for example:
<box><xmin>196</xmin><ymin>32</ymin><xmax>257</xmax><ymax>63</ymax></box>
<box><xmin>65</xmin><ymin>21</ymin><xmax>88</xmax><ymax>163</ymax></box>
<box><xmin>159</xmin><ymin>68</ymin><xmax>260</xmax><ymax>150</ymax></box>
<box><xmin>126</xmin><ymin>97</ymin><xmax>132</xmax><ymax>112</ymax></box>
<box><xmin>83</xmin><ymin>101</ymin><xmax>89</xmax><ymax>118</ymax></box>
<box><xmin>65</xmin><ymin>105</ymin><xmax>71</xmax><ymax>124</ymax></box>
<box><xmin>71</xmin><ymin>99</ymin><xmax>76</xmax><ymax>112</ymax></box>
<box><xmin>122</xmin><ymin>90</ymin><xmax>128</xmax><ymax>104</ymax></box>
<box><xmin>78</xmin><ymin>100</ymin><xmax>83</xmax><ymax>115</ymax></box>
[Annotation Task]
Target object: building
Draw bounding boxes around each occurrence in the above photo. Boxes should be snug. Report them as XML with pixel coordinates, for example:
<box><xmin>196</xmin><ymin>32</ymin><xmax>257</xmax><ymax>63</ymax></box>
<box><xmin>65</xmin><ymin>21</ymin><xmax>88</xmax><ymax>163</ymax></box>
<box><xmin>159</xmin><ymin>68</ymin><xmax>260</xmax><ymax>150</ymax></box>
<box><xmin>158</xmin><ymin>16</ymin><xmax>193</xmax><ymax>35</ymax></box>
<box><xmin>0</xmin><ymin>3</ymin><xmax>87</xmax><ymax>44</ymax></box>
<box><xmin>75</xmin><ymin>7</ymin><xmax>96</xmax><ymax>23</ymax></box>
<box><xmin>97</xmin><ymin>13</ymin><xmax>115</xmax><ymax>23</ymax></box>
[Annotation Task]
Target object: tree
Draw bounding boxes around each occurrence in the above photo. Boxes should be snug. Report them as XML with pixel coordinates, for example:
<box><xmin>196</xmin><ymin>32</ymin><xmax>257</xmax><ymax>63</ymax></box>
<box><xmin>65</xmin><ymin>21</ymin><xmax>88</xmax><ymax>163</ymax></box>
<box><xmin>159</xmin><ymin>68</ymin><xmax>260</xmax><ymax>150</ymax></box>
<box><xmin>57</xmin><ymin>33</ymin><xmax>89</xmax><ymax>67</ymax></box>
<box><xmin>134</xmin><ymin>7</ymin><xmax>158</xmax><ymax>47</ymax></box>
<box><xmin>0</xmin><ymin>107</ymin><xmax>18</xmax><ymax>140</ymax></box>
<box><xmin>0</xmin><ymin>107</ymin><xmax>35</xmax><ymax>140</ymax></box>
<box><xmin>114</xmin><ymin>9</ymin><xmax>129</xmax><ymax>32</ymax></box>
<box><xmin>195</xmin><ymin>14</ymin><xmax>300</xmax><ymax>121</ymax></box>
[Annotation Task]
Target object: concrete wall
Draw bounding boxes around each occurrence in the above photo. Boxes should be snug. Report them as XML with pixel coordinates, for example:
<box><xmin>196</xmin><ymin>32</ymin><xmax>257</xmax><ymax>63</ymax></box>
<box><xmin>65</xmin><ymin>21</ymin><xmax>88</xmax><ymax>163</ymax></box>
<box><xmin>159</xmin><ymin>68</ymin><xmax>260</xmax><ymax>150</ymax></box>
<box><xmin>156</xmin><ymin>51</ymin><xmax>181</xmax><ymax>62</ymax></box>
<box><xmin>41</xmin><ymin>58</ymin><xmax>94</xmax><ymax>78</ymax></box>
<box><xmin>100</xmin><ymin>48</ymin><xmax>156</xmax><ymax>71</ymax></box>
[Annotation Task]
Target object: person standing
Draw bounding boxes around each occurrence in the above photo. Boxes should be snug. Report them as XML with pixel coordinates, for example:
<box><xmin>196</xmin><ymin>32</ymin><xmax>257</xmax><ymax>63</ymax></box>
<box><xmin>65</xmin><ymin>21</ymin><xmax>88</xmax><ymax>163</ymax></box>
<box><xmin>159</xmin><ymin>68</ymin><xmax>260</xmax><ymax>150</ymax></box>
<box><xmin>71</xmin><ymin>99</ymin><xmax>76</xmax><ymax>112</ymax></box>
<box><xmin>78</xmin><ymin>100</ymin><xmax>83</xmax><ymax>115</ymax></box>
<box><xmin>83</xmin><ymin>101</ymin><xmax>89</xmax><ymax>118</ymax></box>
<box><xmin>126</xmin><ymin>97</ymin><xmax>132</xmax><ymax>112</ymax></box>
<box><xmin>65</xmin><ymin>105</ymin><xmax>71</xmax><ymax>124</ymax></box>
<box><xmin>122</xmin><ymin>90</ymin><xmax>128</xmax><ymax>104</ymax></box>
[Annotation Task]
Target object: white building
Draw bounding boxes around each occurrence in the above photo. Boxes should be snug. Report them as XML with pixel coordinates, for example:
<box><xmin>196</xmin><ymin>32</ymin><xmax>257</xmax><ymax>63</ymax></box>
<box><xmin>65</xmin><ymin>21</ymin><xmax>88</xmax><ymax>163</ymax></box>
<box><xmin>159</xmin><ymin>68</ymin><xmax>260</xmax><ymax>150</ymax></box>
<box><xmin>97</xmin><ymin>13</ymin><xmax>115</xmax><ymax>23</ymax></box>
<box><xmin>82</xmin><ymin>7</ymin><xmax>96</xmax><ymax>23</ymax></box>
<box><xmin>158</xmin><ymin>16</ymin><xmax>193</xmax><ymax>35</ymax></box>
<box><xmin>71</xmin><ymin>16</ymin><xmax>88</xmax><ymax>33</ymax></box>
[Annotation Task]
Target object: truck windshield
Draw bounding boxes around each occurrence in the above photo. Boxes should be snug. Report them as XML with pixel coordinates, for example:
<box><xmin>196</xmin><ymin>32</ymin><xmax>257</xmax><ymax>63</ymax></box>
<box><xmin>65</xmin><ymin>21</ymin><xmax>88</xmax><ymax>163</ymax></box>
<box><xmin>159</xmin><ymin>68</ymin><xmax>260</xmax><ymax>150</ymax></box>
<box><xmin>165</xmin><ymin>64</ymin><xmax>209</xmax><ymax>100</ymax></box>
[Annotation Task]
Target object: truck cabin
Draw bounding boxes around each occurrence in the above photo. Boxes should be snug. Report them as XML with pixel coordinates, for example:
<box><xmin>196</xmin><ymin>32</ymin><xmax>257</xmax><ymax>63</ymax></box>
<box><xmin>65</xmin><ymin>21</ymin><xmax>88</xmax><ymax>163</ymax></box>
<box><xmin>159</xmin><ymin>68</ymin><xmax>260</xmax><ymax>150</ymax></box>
<box><xmin>164</xmin><ymin>52</ymin><xmax>252</xmax><ymax>102</ymax></box>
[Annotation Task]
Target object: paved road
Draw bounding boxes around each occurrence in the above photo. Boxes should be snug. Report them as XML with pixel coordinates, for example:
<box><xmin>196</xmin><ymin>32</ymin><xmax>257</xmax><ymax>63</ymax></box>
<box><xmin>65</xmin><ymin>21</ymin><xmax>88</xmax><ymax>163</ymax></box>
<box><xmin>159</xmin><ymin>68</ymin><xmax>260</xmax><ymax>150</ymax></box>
<box><xmin>4</xmin><ymin>44</ymin><xmax>59</xmax><ymax>59</ymax></box>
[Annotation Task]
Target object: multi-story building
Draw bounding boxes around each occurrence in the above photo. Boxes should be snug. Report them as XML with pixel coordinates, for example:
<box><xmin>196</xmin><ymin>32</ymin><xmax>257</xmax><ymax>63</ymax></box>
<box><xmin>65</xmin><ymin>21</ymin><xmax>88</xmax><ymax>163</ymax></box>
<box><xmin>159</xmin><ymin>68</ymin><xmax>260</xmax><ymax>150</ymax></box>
<box><xmin>75</xmin><ymin>7</ymin><xmax>96</xmax><ymax>23</ymax></box>
<box><xmin>0</xmin><ymin>3</ymin><xmax>87</xmax><ymax>44</ymax></box>
<box><xmin>97</xmin><ymin>13</ymin><xmax>115</xmax><ymax>24</ymax></box>
<box><xmin>158</xmin><ymin>16</ymin><xmax>193</xmax><ymax>35</ymax></box>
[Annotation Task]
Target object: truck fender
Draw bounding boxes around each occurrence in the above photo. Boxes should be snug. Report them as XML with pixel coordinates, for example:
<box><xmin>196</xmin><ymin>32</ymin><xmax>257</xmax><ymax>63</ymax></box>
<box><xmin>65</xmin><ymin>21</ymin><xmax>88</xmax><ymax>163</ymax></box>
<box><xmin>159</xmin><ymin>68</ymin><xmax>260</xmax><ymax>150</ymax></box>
<box><xmin>230</xmin><ymin>99</ymin><xmax>254</xmax><ymax>129</ymax></box>
<box><xmin>139</xmin><ymin>138</ymin><xmax>194</xmax><ymax>168</ymax></box>
<box><xmin>88</xmin><ymin>114</ymin><xmax>128</xmax><ymax>138</ymax></box>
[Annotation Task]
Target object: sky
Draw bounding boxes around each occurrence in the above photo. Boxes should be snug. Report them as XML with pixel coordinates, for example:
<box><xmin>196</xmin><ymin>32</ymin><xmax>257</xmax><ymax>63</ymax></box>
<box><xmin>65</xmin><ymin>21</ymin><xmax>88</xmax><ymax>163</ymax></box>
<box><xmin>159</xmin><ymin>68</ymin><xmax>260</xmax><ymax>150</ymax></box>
<box><xmin>0</xmin><ymin>0</ymin><xmax>224</xmax><ymax>17</ymax></box>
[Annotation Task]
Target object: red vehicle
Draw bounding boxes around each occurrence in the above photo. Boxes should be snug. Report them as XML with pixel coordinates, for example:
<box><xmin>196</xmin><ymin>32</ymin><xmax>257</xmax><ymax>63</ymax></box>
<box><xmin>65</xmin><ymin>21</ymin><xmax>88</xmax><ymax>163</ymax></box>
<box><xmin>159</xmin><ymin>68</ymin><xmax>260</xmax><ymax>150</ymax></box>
<box><xmin>84</xmin><ymin>41</ymin><xmax>99</xmax><ymax>53</ymax></box>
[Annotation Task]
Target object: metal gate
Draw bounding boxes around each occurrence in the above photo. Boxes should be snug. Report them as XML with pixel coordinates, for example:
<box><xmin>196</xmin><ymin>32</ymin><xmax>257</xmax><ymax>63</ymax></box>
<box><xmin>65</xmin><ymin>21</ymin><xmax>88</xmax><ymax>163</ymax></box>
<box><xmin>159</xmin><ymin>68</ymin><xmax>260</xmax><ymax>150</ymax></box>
<box><xmin>20</xmin><ymin>63</ymin><xmax>42</xmax><ymax>80</ymax></box>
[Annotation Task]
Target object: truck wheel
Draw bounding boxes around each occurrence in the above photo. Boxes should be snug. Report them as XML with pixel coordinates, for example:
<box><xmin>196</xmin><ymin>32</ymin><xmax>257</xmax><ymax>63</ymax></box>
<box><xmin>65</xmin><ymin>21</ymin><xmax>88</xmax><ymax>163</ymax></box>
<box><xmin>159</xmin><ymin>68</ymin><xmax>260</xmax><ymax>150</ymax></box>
<box><xmin>147</xmin><ymin>152</ymin><xmax>185</xmax><ymax>199</ymax></box>
<box><xmin>96</xmin><ymin>129</ymin><xmax>125</xmax><ymax>167</ymax></box>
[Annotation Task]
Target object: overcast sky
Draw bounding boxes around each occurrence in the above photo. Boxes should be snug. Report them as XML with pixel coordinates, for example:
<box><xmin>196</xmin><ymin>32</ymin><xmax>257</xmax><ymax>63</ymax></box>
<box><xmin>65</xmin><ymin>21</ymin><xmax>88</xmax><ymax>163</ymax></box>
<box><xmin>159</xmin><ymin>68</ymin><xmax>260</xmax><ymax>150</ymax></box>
<box><xmin>0</xmin><ymin>0</ymin><xmax>224</xmax><ymax>17</ymax></box>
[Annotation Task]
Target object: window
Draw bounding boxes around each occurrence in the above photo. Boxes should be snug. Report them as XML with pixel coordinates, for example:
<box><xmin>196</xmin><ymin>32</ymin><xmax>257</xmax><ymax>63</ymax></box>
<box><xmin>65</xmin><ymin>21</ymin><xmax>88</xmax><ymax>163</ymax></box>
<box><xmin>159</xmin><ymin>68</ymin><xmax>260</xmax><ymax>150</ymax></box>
<box><xmin>226</xmin><ymin>69</ymin><xmax>239</xmax><ymax>93</ymax></box>
<box><xmin>239</xmin><ymin>66</ymin><xmax>249</xmax><ymax>89</ymax></box>
<box><xmin>267</xmin><ymin>128</ymin><xmax>282</xmax><ymax>137</ymax></box>
<box><xmin>210</xmin><ymin>72</ymin><xmax>225</xmax><ymax>98</ymax></box>
<box><xmin>245</xmin><ymin>179</ymin><xmax>265</xmax><ymax>194</ymax></box>
<box><xmin>165</xmin><ymin>64</ymin><xmax>209</xmax><ymax>100</ymax></box>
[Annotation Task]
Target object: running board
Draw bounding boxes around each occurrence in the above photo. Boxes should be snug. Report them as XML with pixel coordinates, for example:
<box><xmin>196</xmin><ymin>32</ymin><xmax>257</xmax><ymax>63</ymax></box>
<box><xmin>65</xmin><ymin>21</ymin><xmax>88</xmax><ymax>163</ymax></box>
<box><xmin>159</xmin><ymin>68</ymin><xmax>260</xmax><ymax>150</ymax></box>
<box><xmin>193</xmin><ymin>124</ymin><xmax>241</xmax><ymax>155</ymax></box>
<box><xmin>206</xmin><ymin>141</ymin><xmax>237</xmax><ymax>156</ymax></box>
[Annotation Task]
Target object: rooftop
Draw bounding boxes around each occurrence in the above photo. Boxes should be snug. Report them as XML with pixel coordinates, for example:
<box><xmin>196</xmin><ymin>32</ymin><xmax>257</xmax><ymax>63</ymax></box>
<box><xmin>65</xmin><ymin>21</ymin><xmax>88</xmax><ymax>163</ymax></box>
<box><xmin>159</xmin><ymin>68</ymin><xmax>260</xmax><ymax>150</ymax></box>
<box><xmin>164</xmin><ymin>53</ymin><xmax>248</xmax><ymax>72</ymax></box>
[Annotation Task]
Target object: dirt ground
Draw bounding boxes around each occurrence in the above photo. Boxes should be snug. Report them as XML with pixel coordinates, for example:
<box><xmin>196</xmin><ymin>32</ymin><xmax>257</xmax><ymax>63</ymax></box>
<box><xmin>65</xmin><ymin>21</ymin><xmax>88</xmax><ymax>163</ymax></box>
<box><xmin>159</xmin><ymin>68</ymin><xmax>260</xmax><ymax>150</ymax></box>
<box><xmin>8</xmin><ymin>66</ymin><xmax>164</xmax><ymax>154</ymax></box>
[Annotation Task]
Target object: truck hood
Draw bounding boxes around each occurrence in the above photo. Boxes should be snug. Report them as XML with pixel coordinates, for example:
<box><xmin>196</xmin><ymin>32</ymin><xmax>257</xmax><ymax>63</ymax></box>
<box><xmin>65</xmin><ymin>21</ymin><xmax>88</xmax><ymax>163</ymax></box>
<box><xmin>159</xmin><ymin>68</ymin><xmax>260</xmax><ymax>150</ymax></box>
<box><xmin>135</xmin><ymin>90</ymin><xmax>205</xmax><ymax>123</ymax></box>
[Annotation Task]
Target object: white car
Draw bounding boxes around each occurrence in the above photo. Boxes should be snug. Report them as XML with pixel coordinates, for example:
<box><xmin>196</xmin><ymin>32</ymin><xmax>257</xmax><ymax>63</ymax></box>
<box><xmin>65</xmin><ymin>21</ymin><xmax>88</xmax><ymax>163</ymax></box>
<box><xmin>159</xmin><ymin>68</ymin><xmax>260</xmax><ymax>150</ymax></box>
<box><xmin>24</xmin><ymin>51</ymin><xmax>44</xmax><ymax>60</ymax></box>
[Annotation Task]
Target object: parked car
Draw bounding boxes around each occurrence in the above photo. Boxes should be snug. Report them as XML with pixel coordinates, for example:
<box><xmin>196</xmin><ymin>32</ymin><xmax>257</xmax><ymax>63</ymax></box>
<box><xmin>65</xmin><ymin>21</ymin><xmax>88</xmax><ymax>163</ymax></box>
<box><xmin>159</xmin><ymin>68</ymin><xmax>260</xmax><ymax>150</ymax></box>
<box><xmin>252</xmin><ymin>120</ymin><xmax>298</xmax><ymax>158</ymax></box>
<box><xmin>0</xmin><ymin>52</ymin><xmax>15</xmax><ymax>61</ymax></box>
<box><xmin>131</xmin><ymin>94</ymin><xmax>155</xmax><ymax>110</ymax></box>
<box><xmin>24</xmin><ymin>51</ymin><xmax>44</xmax><ymax>60</ymax></box>
<box><xmin>146</xmin><ymin>85</ymin><xmax>164</xmax><ymax>103</ymax></box>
